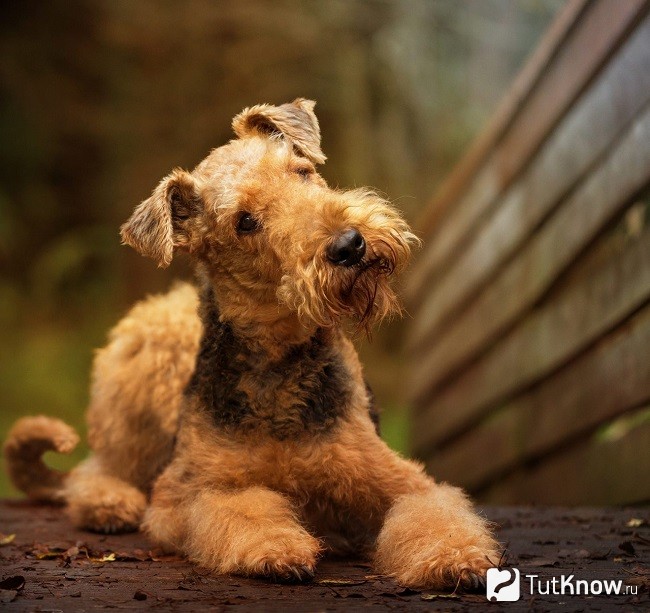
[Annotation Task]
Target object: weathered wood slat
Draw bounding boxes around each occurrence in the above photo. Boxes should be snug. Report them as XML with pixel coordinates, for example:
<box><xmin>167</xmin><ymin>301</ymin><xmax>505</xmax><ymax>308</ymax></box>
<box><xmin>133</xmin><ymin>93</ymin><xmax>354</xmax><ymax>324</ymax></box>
<box><xmin>413</xmin><ymin>0</ymin><xmax>590</xmax><ymax>239</ymax></box>
<box><xmin>407</xmin><ymin>0</ymin><xmax>648</xmax><ymax>306</ymax></box>
<box><xmin>480</xmin><ymin>406</ymin><xmax>650</xmax><ymax>505</ymax></box>
<box><xmin>492</xmin><ymin>0</ymin><xmax>648</xmax><ymax>191</ymax></box>
<box><xmin>427</xmin><ymin>303</ymin><xmax>650</xmax><ymax>491</ymax></box>
<box><xmin>411</xmin><ymin>104</ymin><xmax>650</xmax><ymax>400</ymax></box>
<box><xmin>408</xmin><ymin>13</ymin><xmax>650</xmax><ymax>351</ymax></box>
<box><xmin>412</xmin><ymin>224</ymin><xmax>650</xmax><ymax>454</ymax></box>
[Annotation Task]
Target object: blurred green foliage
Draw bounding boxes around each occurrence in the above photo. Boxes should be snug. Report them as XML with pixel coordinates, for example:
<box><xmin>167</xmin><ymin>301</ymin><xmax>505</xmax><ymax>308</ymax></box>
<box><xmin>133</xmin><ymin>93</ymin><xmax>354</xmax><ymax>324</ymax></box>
<box><xmin>0</xmin><ymin>0</ymin><xmax>560</xmax><ymax>497</ymax></box>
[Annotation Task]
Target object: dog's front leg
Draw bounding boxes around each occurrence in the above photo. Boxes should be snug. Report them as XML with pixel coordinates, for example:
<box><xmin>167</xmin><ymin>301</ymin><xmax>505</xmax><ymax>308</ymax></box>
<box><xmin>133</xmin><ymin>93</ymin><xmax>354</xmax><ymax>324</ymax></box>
<box><xmin>332</xmin><ymin>414</ymin><xmax>499</xmax><ymax>590</ymax></box>
<box><xmin>145</xmin><ymin>481</ymin><xmax>321</xmax><ymax>582</ymax></box>
<box><xmin>374</xmin><ymin>482</ymin><xmax>499</xmax><ymax>590</ymax></box>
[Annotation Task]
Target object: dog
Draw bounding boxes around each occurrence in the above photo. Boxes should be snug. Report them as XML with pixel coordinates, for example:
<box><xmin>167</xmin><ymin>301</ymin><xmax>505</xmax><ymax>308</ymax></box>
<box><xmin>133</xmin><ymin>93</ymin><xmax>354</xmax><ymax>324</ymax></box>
<box><xmin>4</xmin><ymin>99</ymin><xmax>499</xmax><ymax>589</ymax></box>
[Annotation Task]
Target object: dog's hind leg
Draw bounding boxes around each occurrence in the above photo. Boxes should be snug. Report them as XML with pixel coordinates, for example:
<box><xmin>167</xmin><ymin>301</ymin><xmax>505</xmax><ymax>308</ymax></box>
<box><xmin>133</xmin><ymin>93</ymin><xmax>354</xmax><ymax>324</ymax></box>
<box><xmin>65</xmin><ymin>455</ymin><xmax>147</xmax><ymax>534</ymax></box>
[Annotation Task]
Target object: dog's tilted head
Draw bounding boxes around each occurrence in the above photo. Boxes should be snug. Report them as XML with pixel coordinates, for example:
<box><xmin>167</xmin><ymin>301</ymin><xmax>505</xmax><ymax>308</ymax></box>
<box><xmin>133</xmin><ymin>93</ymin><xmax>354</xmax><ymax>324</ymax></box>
<box><xmin>121</xmin><ymin>99</ymin><xmax>418</xmax><ymax>331</ymax></box>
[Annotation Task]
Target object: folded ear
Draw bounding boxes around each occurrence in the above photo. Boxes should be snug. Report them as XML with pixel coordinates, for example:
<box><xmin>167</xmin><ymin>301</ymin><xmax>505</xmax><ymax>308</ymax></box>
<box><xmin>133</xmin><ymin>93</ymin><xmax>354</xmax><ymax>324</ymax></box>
<box><xmin>120</xmin><ymin>168</ymin><xmax>202</xmax><ymax>268</ymax></box>
<box><xmin>232</xmin><ymin>98</ymin><xmax>326</xmax><ymax>164</ymax></box>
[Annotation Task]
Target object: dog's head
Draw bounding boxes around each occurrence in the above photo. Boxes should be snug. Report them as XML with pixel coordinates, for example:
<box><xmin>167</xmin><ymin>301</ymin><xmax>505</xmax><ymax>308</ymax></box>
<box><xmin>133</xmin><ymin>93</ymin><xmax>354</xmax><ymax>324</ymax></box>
<box><xmin>121</xmin><ymin>99</ymin><xmax>418</xmax><ymax>330</ymax></box>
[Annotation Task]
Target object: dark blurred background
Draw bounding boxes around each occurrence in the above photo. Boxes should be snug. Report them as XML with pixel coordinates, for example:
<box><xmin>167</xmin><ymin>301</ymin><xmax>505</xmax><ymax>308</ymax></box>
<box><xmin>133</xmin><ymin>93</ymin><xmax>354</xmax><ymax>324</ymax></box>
<box><xmin>0</xmin><ymin>0</ymin><xmax>561</xmax><ymax>496</ymax></box>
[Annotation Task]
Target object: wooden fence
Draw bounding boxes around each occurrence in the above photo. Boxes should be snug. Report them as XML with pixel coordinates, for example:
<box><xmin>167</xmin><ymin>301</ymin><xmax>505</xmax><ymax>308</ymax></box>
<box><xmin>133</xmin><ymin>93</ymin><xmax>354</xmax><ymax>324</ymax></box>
<box><xmin>406</xmin><ymin>0</ymin><xmax>650</xmax><ymax>505</ymax></box>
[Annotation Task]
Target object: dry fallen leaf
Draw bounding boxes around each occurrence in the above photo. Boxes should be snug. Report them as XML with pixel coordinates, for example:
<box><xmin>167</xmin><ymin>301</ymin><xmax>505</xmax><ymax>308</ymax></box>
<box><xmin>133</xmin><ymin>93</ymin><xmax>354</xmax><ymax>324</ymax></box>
<box><xmin>396</xmin><ymin>587</ymin><xmax>420</xmax><ymax>596</ymax></box>
<box><xmin>0</xmin><ymin>590</ymin><xmax>17</xmax><ymax>603</ymax></box>
<box><xmin>317</xmin><ymin>578</ymin><xmax>368</xmax><ymax>586</ymax></box>
<box><xmin>34</xmin><ymin>548</ymin><xmax>67</xmax><ymax>560</ymax></box>
<box><xmin>0</xmin><ymin>576</ymin><xmax>25</xmax><ymax>591</ymax></box>
<box><xmin>0</xmin><ymin>576</ymin><xmax>25</xmax><ymax>604</ymax></box>
<box><xmin>421</xmin><ymin>593</ymin><xmax>459</xmax><ymax>600</ymax></box>
<box><xmin>618</xmin><ymin>541</ymin><xmax>636</xmax><ymax>556</ymax></box>
<box><xmin>62</xmin><ymin>546</ymin><xmax>80</xmax><ymax>566</ymax></box>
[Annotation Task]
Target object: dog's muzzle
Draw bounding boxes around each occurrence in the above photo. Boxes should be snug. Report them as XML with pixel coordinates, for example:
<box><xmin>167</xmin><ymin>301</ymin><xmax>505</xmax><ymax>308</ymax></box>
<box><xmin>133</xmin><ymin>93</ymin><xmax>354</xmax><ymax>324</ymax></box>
<box><xmin>326</xmin><ymin>228</ymin><xmax>366</xmax><ymax>267</ymax></box>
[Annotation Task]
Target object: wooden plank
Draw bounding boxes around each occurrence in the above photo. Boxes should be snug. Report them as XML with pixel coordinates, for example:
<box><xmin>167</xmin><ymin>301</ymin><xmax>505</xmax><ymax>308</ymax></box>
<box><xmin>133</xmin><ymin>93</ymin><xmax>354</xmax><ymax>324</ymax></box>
<box><xmin>414</xmin><ymin>0</ymin><xmax>590</xmax><ymax>238</ymax></box>
<box><xmin>411</xmin><ymin>223</ymin><xmax>650</xmax><ymax>454</ymax></box>
<box><xmin>481</xmin><ymin>407</ymin><xmax>650</xmax><ymax>505</ymax></box>
<box><xmin>407</xmin><ymin>1</ymin><xmax>649</xmax><ymax>307</ymax></box>
<box><xmin>493</xmin><ymin>0</ymin><xmax>649</xmax><ymax>191</ymax></box>
<box><xmin>408</xmin><ymin>14</ymin><xmax>650</xmax><ymax>350</ymax></box>
<box><xmin>410</xmin><ymin>104</ymin><xmax>650</xmax><ymax>398</ymax></box>
<box><xmin>426</xmin><ymin>303</ymin><xmax>650</xmax><ymax>491</ymax></box>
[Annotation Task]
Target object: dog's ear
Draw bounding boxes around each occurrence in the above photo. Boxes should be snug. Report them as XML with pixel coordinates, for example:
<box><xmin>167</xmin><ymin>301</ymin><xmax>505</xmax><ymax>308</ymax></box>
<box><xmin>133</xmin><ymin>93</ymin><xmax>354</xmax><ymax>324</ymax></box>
<box><xmin>120</xmin><ymin>168</ymin><xmax>202</xmax><ymax>268</ymax></box>
<box><xmin>232</xmin><ymin>98</ymin><xmax>326</xmax><ymax>164</ymax></box>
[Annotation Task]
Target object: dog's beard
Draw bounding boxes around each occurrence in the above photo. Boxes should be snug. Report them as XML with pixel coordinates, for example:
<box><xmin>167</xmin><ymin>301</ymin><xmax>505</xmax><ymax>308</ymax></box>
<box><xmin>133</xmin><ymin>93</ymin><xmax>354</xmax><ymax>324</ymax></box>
<box><xmin>337</xmin><ymin>258</ymin><xmax>401</xmax><ymax>331</ymax></box>
<box><xmin>278</xmin><ymin>236</ymin><xmax>411</xmax><ymax>332</ymax></box>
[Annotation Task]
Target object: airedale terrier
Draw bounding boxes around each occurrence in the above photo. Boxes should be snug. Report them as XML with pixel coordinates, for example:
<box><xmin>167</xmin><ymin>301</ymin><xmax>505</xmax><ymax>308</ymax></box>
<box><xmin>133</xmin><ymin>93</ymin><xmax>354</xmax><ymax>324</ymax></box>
<box><xmin>5</xmin><ymin>99</ymin><xmax>499</xmax><ymax>589</ymax></box>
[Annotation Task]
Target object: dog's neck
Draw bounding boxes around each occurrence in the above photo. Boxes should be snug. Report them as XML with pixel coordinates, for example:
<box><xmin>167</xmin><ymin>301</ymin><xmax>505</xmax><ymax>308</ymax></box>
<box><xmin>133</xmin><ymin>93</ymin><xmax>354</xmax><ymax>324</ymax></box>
<box><xmin>185</xmin><ymin>280</ymin><xmax>353</xmax><ymax>439</ymax></box>
<box><xmin>200</xmin><ymin>269</ymin><xmax>318</xmax><ymax>352</ymax></box>
<box><xmin>199</xmin><ymin>280</ymin><xmax>319</xmax><ymax>356</ymax></box>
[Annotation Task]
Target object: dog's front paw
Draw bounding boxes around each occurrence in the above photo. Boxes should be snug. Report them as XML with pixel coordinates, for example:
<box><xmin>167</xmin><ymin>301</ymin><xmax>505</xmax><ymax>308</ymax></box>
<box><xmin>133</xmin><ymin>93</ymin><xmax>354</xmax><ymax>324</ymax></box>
<box><xmin>387</xmin><ymin>543</ymin><xmax>496</xmax><ymax>591</ymax></box>
<box><xmin>233</xmin><ymin>530</ymin><xmax>321</xmax><ymax>584</ymax></box>
<box><xmin>374</xmin><ymin>486</ymin><xmax>500</xmax><ymax>590</ymax></box>
<box><xmin>183</xmin><ymin>490</ymin><xmax>322</xmax><ymax>582</ymax></box>
<box><xmin>264</xmin><ymin>561</ymin><xmax>316</xmax><ymax>584</ymax></box>
<box><xmin>227</xmin><ymin>544</ymin><xmax>319</xmax><ymax>583</ymax></box>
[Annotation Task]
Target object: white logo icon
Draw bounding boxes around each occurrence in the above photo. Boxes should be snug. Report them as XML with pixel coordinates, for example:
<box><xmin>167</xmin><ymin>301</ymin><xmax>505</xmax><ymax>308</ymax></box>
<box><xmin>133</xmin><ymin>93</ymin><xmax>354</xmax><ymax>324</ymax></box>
<box><xmin>486</xmin><ymin>568</ymin><xmax>521</xmax><ymax>601</ymax></box>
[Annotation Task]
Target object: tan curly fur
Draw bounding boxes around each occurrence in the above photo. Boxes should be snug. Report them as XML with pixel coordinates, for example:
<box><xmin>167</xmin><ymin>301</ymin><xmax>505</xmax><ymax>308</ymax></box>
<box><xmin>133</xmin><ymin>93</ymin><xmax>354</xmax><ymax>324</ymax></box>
<box><xmin>3</xmin><ymin>99</ymin><xmax>499</xmax><ymax>589</ymax></box>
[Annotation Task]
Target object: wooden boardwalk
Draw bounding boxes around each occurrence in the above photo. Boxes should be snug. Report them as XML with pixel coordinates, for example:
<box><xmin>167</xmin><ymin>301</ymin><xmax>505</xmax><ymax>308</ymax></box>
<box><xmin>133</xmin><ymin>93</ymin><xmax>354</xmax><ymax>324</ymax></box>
<box><xmin>0</xmin><ymin>501</ymin><xmax>648</xmax><ymax>611</ymax></box>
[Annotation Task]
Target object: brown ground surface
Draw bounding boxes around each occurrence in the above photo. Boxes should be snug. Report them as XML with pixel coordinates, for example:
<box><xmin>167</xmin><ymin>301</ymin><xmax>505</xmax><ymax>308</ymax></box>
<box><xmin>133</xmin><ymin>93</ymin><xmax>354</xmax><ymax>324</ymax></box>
<box><xmin>0</xmin><ymin>501</ymin><xmax>648</xmax><ymax>611</ymax></box>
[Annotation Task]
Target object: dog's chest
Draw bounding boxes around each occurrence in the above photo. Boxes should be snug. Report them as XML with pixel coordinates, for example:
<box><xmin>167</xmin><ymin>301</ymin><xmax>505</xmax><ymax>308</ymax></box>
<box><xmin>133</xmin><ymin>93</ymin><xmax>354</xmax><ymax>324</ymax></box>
<box><xmin>185</xmin><ymin>304</ymin><xmax>353</xmax><ymax>439</ymax></box>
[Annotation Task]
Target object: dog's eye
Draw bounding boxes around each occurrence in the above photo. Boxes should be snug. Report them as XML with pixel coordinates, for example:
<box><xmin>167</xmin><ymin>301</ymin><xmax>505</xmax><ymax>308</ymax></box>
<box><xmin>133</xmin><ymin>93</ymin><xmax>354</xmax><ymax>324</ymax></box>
<box><xmin>294</xmin><ymin>166</ymin><xmax>313</xmax><ymax>179</ymax></box>
<box><xmin>237</xmin><ymin>212</ymin><xmax>260</xmax><ymax>234</ymax></box>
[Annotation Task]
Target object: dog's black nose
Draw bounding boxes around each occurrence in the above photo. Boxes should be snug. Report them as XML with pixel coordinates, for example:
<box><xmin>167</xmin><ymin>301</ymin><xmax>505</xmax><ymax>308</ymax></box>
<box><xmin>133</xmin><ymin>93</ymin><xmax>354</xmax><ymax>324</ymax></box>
<box><xmin>326</xmin><ymin>228</ymin><xmax>366</xmax><ymax>266</ymax></box>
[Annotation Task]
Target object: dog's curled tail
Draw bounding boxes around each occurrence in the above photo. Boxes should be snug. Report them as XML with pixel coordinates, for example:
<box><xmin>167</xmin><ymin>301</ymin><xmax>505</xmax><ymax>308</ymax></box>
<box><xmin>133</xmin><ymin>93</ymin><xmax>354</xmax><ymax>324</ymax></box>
<box><xmin>3</xmin><ymin>416</ymin><xmax>79</xmax><ymax>503</ymax></box>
